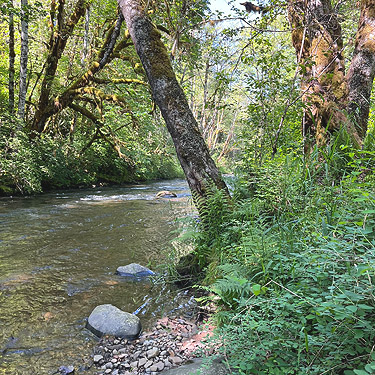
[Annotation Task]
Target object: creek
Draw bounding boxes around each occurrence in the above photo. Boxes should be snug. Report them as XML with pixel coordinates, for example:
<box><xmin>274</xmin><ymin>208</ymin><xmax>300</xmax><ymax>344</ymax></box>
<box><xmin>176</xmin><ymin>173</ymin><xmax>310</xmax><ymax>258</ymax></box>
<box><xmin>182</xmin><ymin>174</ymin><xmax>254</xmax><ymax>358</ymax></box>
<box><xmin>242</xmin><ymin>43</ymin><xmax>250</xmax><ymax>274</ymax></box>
<box><xmin>0</xmin><ymin>179</ymin><xmax>193</xmax><ymax>374</ymax></box>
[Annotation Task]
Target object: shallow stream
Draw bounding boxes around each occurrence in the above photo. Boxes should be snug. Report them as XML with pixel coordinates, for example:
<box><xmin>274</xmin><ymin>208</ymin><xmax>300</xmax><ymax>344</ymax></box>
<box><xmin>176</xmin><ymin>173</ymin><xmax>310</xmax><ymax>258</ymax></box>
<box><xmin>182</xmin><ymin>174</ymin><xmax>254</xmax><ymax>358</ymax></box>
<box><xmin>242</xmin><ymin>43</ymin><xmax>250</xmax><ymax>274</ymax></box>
<box><xmin>0</xmin><ymin>179</ymin><xmax>193</xmax><ymax>374</ymax></box>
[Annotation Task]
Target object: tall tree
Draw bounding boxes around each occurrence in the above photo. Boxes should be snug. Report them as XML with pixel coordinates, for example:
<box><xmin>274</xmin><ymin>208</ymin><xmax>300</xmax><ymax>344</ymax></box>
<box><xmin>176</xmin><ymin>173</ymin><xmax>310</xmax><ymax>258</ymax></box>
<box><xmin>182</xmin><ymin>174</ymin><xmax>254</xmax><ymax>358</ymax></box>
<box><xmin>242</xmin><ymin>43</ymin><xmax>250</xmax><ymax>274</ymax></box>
<box><xmin>116</xmin><ymin>0</ymin><xmax>230</xmax><ymax>205</ymax></box>
<box><xmin>8</xmin><ymin>0</ymin><xmax>15</xmax><ymax>114</ymax></box>
<box><xmin>287</xmin><ymin>0</ymin><xmax>375</xmax><ymax>150</ymax></box>
<box><xmin>18</xmin><ymin>0</ymin><xmax>29</xmax><ymax>120</ymax></box>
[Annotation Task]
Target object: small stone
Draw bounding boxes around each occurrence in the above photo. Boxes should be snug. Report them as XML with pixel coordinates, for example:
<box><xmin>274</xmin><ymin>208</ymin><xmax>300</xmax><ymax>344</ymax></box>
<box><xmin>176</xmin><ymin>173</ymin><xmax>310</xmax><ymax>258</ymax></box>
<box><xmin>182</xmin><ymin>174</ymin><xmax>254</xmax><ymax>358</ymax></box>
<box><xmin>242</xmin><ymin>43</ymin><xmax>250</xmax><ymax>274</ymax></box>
<box><xmin>160</xmin><ymin>351</ymin><xmax>167</xmax><ymax>356</ymax></box>
<box><xmin>170</xmin><ymin>357</ymin><xmax>183</xmax><ymax>365</ymax></box>
<box><xmin>138</xmin><ymin>358</ymin><xmax>147</xmax><ymax>367</ymax></box>
<box><xmin>147</xmin><ymin>348</ymin><xmax>159</xmax><ymax>359</ymax></box>
<box><xmin>164</xmin><ymin>360</ymin><xmax>171</xmax><ymax>367</ymax></box>
<box><xmin>114</xmin><ymin>339</ymin><xmax>120</xmax><ymax>345</ymax></box>
<box><xmin>133</xmin><ymin>350</ymin><xmax>142</xmax><ymax>359</ymax></box>
<box><xmin>118</xmin><ymin>348</ymin><xmax>127</xmax><ymax>354</ymax></box>
<box><xmin>59</xmin><ymin>366</ymin><xmax>75</xmax><ymax>375</ymax></box>
<box><xmin>105</xmin><ymin>363</ymin><xmax>113</xmax><ymax>369</ymax></box>
<box><xmin>111</xmin><ymin>359</ymin><xmax>118</xmax><ymax>363</ymax></box>
<box><xmin>155</xmin><ymin>361</ymin><xmax>165</xmax><ymax>371</ymax></box>
<box><xmin>113</xmin><ymin>349</ymin><xmax>118</xmax><ymax>355</ymax></box>
<box><xmin>112</xmin><ymin>370</ymin><xmax>119</xmax><ymax>375</ymax></box>
<box><xmin>94</xmin><ymin>355</ymin><xmax>104</xmax><ymax>363</ymax></box>
<box><xmin>150</xmin><ymin>365</ymin><xmax>158</xmax><ymax>372</ymax></box>
<box><xmin>130</xmin><ymin>361</ymin><xmax>138</xmax><ymax>369</ymax></box>
<box><xmin>144</xmin><ymin>360</ymin><xmax>153</xmax><ymax>369</ymax></box>
<box><xmin>105</xmin><ymin>370</ymin><xmax>112</xmax><ymax>374</ymax></box>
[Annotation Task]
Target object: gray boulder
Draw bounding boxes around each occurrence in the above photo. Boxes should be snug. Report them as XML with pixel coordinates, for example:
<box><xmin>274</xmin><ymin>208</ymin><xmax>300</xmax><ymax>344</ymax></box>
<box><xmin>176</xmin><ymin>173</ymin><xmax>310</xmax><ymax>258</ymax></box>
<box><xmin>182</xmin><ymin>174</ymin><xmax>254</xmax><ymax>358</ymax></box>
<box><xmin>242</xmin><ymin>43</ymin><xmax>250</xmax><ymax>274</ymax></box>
<box><xmin>116</xmin><ymin>263</ymin><xmax>155</xmax><ymax>278</ymax></box>
<box><xmin>86</xmin><ymin>304</ymin><xmax>141</xmax><ymax>339</ymax></box>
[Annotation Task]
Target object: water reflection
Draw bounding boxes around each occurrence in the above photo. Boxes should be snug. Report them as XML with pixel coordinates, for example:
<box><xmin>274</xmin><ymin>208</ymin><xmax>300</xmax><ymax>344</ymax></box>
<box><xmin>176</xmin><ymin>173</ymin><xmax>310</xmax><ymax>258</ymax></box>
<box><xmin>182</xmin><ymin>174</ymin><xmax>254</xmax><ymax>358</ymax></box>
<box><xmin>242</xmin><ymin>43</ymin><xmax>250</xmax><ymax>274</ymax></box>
<box><xmin>0</xmin><ymin>180</ymin><xmax>192</xmax><ymax>374</ymax></box>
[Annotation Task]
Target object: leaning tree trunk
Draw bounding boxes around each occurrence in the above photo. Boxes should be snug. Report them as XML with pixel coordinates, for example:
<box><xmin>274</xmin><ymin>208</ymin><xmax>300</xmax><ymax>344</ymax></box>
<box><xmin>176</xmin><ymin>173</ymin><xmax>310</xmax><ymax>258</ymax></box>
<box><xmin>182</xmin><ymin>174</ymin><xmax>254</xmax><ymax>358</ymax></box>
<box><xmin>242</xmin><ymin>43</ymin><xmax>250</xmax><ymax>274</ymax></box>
<box><xmin>117</xmin><ymin>0</ymin><xmax>230</xmax><ymax>205</ymax></box>
<box><xmin>18</xmin><ymin>0</ymin><xmax>29</xmax><ymax>120</ymax></box>
<box><xmin>8</xmin><ymin>0</ymin><xmax>15</xmax><ymax>114</ymax></box>
<box><xmin>288</xmin><ymin>0</ymin><xmax>362</xmax><ymax>150</ymax></box>
<box><xmin>347</xmin><ymin>0</ymin><xmax>375</xmax><ymax>139</ymax></box>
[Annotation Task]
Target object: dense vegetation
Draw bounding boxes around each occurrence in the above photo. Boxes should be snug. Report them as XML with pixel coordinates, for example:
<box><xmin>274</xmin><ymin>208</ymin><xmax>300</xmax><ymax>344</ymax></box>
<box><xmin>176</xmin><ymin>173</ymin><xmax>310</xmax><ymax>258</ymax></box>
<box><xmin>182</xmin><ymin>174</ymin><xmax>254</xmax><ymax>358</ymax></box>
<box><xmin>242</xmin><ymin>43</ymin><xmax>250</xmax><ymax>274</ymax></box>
<box><xmin>1</xmin><ymin>0</ymin><xmax>375</xmax><ymax>373</ymax></box>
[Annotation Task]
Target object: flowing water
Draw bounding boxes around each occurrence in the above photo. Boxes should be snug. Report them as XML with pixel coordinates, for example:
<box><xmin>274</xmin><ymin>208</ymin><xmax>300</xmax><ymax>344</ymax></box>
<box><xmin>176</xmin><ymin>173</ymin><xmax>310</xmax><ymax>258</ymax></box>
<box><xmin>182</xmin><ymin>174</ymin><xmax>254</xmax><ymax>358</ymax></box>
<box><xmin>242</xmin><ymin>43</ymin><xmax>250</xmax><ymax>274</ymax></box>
<box><xmin>0</xmin><ymin>179</ymin><xmax>194</xmax><ymax>375</ymax></box>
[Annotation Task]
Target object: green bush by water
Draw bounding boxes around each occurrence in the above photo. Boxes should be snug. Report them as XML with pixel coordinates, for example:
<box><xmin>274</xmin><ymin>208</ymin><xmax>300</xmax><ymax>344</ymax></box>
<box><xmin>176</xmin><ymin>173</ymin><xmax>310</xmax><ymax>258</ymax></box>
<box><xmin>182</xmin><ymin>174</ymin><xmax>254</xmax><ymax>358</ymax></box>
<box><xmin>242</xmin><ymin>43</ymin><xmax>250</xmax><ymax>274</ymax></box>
<box><xmin>188</xmin><ymin>146</ymin><xmax>375</xmax><ymax>374</ymax></box>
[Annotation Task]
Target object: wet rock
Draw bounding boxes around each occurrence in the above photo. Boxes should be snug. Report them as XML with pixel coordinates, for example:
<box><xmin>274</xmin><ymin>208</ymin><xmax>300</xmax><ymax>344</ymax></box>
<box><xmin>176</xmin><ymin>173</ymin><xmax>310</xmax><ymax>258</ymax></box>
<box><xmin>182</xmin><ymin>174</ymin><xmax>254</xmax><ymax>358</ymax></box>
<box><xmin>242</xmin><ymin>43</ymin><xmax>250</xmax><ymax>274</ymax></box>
<box><xmin>155</xmin><ymin>191</ymin><xmax>177</xmax><ymax>198</ymax></box>
<box><xmin>94</xmin><ymin>355</ymin><xmax>104</xmax><ymax>363</ymax></box>
<box><xmin>138</xmin><ymin>358</ymin><xmax>148</xmax><ymax>367</ymax></box>
<box><xmin>87</xmin><ymin>304</ymin><xmax>141</xmax><ymax>339</ymax></box>
<box><xmin>59</xmin><ymin>365</ymin><xmax>75</xmax><ymax>374</ymax></box>
<box><xmin>116</xmin><ymin>264</ymin><xmax>155</xmax><ymax>278</ymax></box>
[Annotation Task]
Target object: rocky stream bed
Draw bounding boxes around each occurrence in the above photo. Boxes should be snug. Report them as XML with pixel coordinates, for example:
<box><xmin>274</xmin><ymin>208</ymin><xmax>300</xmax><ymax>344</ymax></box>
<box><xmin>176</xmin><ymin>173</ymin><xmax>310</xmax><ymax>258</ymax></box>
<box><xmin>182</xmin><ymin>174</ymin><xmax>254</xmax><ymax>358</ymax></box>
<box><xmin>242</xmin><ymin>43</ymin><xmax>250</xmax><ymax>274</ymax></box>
<box><xmin>91</xmin><ymin>316</ymin><xmax>215</xmax><ymax>375</ymax></box>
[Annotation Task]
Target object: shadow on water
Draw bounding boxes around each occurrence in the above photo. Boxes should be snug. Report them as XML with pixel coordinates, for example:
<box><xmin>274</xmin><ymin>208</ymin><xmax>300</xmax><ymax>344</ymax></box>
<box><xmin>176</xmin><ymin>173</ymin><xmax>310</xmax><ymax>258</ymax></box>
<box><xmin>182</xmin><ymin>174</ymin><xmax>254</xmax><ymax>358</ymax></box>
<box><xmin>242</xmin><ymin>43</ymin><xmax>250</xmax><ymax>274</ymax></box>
<box><xmin>0</xmin><ymin>180</ymin><xmax>194</xmax><ymax>374</ymax></box>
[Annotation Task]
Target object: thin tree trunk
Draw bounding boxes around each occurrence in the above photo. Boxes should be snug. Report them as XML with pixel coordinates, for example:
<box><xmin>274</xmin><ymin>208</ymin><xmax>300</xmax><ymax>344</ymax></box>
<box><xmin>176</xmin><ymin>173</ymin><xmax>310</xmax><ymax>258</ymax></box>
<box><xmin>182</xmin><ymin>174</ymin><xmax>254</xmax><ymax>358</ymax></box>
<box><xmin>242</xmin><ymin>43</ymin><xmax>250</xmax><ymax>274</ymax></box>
<box><xmin>347</xmin><ymin>0</ymin><xmax>375</xmax><ymax>139</ymax></box>
<box><xmin>81</xmin><ymin>6</ymin><xmax>90</xmax><ymax>66</ymax></box>
<box><xmin>117</xmin><ymin>0</ymin><xmax>230</xmax><ymax>204</ymax></box>
<box><xmin>8</xmin><ymin>0</ymin><xmax>15</xmax><ymax>114</ymax></box>
<box><xmin>18</xmin><ymin>0</ymin><xmax>29</xmax><ymax>120</ymax></box>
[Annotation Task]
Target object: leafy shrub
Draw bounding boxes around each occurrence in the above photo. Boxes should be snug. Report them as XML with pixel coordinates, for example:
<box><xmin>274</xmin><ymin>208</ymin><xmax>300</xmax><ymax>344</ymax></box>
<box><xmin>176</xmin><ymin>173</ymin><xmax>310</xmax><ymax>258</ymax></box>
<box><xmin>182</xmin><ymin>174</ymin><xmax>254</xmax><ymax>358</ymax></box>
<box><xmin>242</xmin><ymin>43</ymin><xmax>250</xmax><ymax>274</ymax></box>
<box><xmin>189</xmin><ymin>148</ymin><xmax>375</xmax><ymax>374</ymax></box>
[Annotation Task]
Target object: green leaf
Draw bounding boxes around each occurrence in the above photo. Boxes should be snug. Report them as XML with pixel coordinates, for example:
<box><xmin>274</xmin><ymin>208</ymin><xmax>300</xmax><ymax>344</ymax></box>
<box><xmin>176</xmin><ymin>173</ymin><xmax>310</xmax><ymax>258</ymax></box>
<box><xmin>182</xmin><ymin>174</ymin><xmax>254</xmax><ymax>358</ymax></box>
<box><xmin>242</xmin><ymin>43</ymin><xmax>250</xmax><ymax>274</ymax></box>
<box><xmin>358</xmin><ymin>304</ymin><xmax>374</xmax><ymax>311</ymax></box>
<box><xmin>252</xmin><ymin>284</ymin><xmax>261</xmax><ymax>296</ymax></box>
<box><xmin>346</xmin><ymin>305</ymin><xmax>358</xmax><ymax>313</ymax></box>
<box><xmin>354</xmin><ymin>370</ymin><xmax>369</xmax><ymax>375</ymax></box>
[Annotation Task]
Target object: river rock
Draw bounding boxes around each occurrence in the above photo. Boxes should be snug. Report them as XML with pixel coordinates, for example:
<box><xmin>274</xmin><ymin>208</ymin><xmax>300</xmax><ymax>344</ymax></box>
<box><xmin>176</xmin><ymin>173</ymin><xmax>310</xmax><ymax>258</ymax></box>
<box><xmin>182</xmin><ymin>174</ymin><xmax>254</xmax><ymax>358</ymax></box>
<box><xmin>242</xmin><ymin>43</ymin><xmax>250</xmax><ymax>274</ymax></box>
<box><xmin>86</xmin><ymin>304</ymin><xmax>141</xmax><ymax>339</ymax></box>
<box><xmin>116</xmin><ymin>263</ymin><xmax>155</xmax><ymax>278</ymax></box>
<box><xmin>155</xmin><ymin>191</ymin><xmax>177</xmax><ymax>198</ymax></box>
<box><xmin>58</xmin><ymin>365</ymin><xmax>75</xmax><ymax>375</ymax></box>
<box><xmin>94</xmin><ymin>355</ymin><xmax>104</xmax><ymax>363</ymax></box>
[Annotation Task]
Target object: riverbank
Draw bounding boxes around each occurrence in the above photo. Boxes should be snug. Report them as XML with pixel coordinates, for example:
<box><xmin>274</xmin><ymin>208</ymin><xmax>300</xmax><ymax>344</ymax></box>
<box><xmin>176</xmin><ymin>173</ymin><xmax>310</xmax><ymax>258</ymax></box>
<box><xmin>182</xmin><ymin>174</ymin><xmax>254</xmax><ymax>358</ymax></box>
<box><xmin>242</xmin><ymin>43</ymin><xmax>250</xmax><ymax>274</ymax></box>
<box><xmin>92</xmin><ymin>316</ymin><xmax>215</xmax><ymax>375</ymax></box>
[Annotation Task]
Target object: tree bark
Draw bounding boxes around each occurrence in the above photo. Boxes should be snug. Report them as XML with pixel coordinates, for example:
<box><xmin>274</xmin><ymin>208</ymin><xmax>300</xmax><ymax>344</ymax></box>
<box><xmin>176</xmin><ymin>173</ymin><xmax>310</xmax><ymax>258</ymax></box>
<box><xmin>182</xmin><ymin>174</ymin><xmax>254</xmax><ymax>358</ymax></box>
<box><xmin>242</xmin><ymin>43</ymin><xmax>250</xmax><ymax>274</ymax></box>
<box><xmin>288</xmin><ymin>0</ymin><xmax>363</xmax><ymax>150</ymax></box>
<box><xmin>117</xmin><ymin>0</ymin><xmax>230</xmax><ymax>203</ymax></box>
<box><xmin>347</xmin><ymin>0</ymin><xmax>375</xmax><ymax>139</ymax></box>
<box><xmin>31</xmin><ymin>0</ymin><xmax>89</xmax><ymax>132</ymax></box>
<box><xmin>18</xmin><ymin>0</ymin><xmax>29</xmax><ymax>120</ymax></box>
<box><xmin>8</xmin><ymin>0</ymin><xmax>15</xmax><ymax>114</ymax></box>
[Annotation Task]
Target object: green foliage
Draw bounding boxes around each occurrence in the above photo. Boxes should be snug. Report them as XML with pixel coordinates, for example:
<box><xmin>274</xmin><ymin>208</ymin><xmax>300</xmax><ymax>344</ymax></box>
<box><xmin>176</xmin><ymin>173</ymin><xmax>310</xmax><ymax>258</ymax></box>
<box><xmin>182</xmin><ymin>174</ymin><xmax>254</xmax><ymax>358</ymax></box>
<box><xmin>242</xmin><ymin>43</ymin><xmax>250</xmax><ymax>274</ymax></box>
<box><xmin>0</xmin><ymin>115</ymin><xmax>182</xmax><ymax>195</ymax></box>
<box><xmin>186</xmin><ymin>147</ymin><xmax>375</xmax><ymax>374</ymax></box>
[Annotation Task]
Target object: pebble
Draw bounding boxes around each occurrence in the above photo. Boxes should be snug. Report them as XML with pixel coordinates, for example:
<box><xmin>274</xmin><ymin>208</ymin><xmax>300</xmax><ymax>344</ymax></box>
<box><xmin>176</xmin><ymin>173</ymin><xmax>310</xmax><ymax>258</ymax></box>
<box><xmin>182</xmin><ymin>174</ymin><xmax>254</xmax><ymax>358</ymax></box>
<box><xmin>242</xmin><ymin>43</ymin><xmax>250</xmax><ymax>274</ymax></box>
<box><xmin>138</xmin><ymin>358</ymin><xmax>147</xmax><ymax>367</ymax></box>
<box><xmin>94</xmin><ymin>355</ymin><xmax>104</xmax><ymax>363</ymax></box>
<box><xmin>170</xmin><ymin>356</ymin><xmax>183</xmax><ymax>365</ymax></box>
<box><xmin>92</xmin><ymin>316</ymin><xmax>214</xmax><ymax>375</ymax></box>
<box><xmin>146</xmin><ymin>348</ymin><xmax>159</xmax><ymax>359</ymax></box>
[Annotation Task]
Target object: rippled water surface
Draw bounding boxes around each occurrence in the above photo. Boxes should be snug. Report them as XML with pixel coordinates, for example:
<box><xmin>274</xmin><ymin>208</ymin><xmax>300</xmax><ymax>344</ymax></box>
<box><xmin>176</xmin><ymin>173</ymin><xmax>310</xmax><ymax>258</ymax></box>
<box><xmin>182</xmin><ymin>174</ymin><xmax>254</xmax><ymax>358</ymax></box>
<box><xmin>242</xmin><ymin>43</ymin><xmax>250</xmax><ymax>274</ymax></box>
<box><xmin>0</xmin><ymin>179</ymin><xmax>193</xmax><ymax>374</ymax></box>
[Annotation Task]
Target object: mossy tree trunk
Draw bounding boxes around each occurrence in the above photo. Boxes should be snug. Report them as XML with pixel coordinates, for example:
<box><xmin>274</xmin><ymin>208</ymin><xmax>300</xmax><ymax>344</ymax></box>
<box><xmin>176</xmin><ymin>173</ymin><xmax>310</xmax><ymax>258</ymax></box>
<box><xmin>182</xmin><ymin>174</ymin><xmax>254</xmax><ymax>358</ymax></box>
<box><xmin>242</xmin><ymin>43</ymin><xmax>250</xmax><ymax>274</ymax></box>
<box><xmin>31</xmin><ymin>0</ymin><xmax>89</xmax><ymax>132</ymax></box>
<box><xmin>347</xmin><ymin>0</ymin><xmax>375</xmax><ymax>139</ymax></box>
<box><xmin>288</xmin><ymin>0</ymin><xmax>375</xmax><ymax>150</ymax></box>
<box><xmin>117</xmin><ymin>0</ymin><xmax>230</xmax><ymax>206</ymax></box>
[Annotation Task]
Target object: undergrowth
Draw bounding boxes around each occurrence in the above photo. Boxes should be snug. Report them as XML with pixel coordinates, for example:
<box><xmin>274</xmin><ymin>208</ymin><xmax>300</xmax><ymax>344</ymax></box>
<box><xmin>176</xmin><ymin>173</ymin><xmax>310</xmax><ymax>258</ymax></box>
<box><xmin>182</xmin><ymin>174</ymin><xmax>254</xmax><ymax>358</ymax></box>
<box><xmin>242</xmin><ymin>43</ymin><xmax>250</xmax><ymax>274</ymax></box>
<box><xmin>185</xmin><ymin>145</ymin><xmax>375</xmax><ymax>374</ymax></box>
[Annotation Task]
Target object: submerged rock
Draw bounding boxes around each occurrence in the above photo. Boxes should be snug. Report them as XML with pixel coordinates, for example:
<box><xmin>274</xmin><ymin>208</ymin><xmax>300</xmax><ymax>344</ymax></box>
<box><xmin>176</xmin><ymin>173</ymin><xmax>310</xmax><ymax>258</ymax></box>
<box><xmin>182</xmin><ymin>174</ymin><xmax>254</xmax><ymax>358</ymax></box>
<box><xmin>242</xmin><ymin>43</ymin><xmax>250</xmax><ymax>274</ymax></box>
<box><xmin>58</xmin><ymin>365</ymin><xmax>75</xmax><ymax>375</ymax></box>
<box><xmin>155</xmin><ymin>191</ymin><xmax>177</xmax><ymax>198</ymax></box>
<box><xmin>86</xmin><ymin>304</ymin><xmax>141</xmax><ymax>339</ymax></box>
<box><xmin>116</xmin><ymin>263</ymin><xmax>155</xmax><ymax>278</ymax></box>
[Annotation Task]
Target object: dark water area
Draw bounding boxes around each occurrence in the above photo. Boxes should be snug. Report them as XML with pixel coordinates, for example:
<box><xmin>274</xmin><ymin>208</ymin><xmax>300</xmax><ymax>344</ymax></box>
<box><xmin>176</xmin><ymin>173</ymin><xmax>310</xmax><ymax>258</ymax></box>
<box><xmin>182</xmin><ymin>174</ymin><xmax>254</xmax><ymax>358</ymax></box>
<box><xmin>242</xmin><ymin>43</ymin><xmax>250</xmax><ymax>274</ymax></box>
<box><xmin>0</xmin><ymin>179</ymin><xmax>194</xmax><ymax>374</ymax></box>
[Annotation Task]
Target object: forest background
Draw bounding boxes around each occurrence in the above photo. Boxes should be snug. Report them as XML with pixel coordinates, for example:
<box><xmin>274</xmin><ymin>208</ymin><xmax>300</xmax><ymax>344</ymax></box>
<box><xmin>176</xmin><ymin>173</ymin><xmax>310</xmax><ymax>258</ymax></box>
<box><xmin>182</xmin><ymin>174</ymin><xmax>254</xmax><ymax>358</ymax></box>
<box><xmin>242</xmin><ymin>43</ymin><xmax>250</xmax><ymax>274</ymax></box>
<box><xmin>1</xmin><ymin>0</ymin><xmax>375</xmax><ymax>373</ymax></box>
